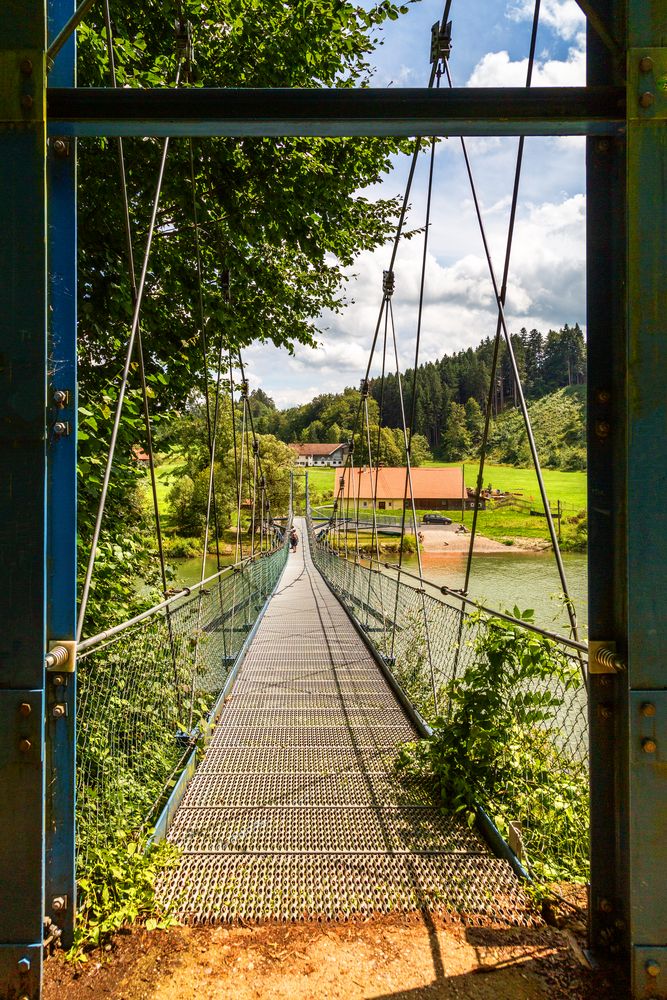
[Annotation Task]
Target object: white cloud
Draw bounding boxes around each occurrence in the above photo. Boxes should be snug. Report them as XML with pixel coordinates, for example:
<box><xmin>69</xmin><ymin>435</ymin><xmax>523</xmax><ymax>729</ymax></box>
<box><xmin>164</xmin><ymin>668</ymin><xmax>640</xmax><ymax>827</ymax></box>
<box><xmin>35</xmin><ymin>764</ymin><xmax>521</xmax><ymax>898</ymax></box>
<box><xmin>508</xmin><ymin>0</ymin><xmax>585</xmax><ymax>42</ymax></box>
<box><xmin>466</xmin><ymin>45</ymin><xmax>585</xmax><ymax>87</ymax></box>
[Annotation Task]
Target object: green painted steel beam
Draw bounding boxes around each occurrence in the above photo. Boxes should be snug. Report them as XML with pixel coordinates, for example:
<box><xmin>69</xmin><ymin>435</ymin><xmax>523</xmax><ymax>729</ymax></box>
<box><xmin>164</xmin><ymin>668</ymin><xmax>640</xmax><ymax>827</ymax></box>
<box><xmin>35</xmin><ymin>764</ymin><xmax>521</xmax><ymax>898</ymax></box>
<box><xmin>626</xmin><ymin>9</ymin><xmax>667</xmax><ymax>994</ymax></box>
<box><xmin>45</xmin><ymin>85</ymin><xmax>626</xmax><ymax>137</ymax></box>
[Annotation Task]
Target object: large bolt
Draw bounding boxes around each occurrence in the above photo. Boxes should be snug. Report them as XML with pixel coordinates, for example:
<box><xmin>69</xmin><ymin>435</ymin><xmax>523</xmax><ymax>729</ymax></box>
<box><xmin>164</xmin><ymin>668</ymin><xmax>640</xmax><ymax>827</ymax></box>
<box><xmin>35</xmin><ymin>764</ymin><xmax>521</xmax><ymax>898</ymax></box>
<box><xmin>52</xmin><ymin>138</ymin><xmax>69</xmax><ymax>160</ymax></box>
<box><xmin>52</xmin><ymin>896</ymin><xmax>66</xmax><ymax>912</ymax></box>
<box><xmin>53</xmin><ymin>674</ymin><xmax>65</xmax><ymax>687</ymax></box>
<box><xmin>639</xmin><ymin>92</ymin><xmax>655</xmax><ymax>109</ymax></box>
<box><xmin>19</xmin><ymin>739</ymin><xmax>32</xmax><ymax>753</ymax></box>
<box><xmin>19</xmin><ymin>702</ymin><xmax>32</xmax><ymax>717</ymax></box>
<box><xmin>53</xmin><ymin>421</ymin><xmax>69</xmax><ymax>437</ymax></box>
<box><xmin>20</xmin><ymin>94</ymin><xmax>33</xmax><ymax>112</ymax></box>
<box><xmin>639</xmin><ymin>56</ymin><xmax>654</xmax><ymax>74</ymax></box>
<box><xmin>596</xmin><ymin>388</ymin><xmax>611</xmax><ymax>405</ymax></box>
<box><xmin>595</xmin><ymin>419</ymin><xmax>611</xmax><ymax>439</ymax></box>
<box><xmin>640</xmin><ymin>702</ymin><xmax>656</xmax><ymax>717</ymax></box>
<box><xmin>646</xmin><ymin>960</ymin><xmax>661</xmax><ymax>978</ymax></box>
<box><xmin>52</xmin><ymin>704</ymin><xmax>66</xmax><ymax>719</ymax></box>
<box><xmin>53</xmin><ymin>389</ymin><xmax>68</xmax><ymax>407</ymax></box>
<box><xmin>599</xmin><ymin>898</ymin><xmax>613</xmax><ymax>913</ymax></box>
<box><xmin>20</xmin><ymin>59</ymin><xmax>33</xmax><ymax>76</ymax></box>
<box><xmin>642</xmin><ymin>738</ymin><xmax>657</xmax><ymax>754</ymax></box>
<box><xmin>17</xmin><ymin>957</ymin><xmax>31</xmax><ymax>973</ymax></box>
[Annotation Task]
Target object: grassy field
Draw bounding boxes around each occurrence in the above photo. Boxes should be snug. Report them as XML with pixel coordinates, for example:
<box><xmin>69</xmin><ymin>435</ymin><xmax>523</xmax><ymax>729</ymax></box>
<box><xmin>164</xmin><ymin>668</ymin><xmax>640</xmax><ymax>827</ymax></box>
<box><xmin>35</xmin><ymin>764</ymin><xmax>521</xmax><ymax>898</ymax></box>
<box><xmin>154</xmin><ymin>455</ymin><xmax>586</xmax><ymax>547</ymax></box>
<box><xmin>424</xmin><ymin>460</ymin><xmax>587</xmax><ymax>511</ymax></box>
<box><xmin>308</xmin><ymin>460</ymin><xmax>586</xmax><ymax>545</ymax></box>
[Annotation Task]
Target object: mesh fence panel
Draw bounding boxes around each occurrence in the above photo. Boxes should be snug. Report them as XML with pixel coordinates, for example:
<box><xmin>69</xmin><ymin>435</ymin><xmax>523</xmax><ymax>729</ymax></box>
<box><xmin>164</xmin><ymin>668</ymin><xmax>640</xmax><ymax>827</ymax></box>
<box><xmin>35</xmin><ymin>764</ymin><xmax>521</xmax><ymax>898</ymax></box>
<box><xmin>311</xmin><ymin>522</ymin><xmax>589</xmax><ymax>882</ymax></box>
<box><xmin>76</xmin><ymin>545</ymin><xmax>288</xmax><ymax>862</ymax></box>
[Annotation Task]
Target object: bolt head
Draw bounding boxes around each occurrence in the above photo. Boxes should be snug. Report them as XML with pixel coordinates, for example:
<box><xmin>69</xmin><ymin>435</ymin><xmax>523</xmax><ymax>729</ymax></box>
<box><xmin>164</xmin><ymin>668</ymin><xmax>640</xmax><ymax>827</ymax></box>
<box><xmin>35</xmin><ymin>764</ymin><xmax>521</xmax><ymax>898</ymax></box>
<box><xmin>52</xmin><ymin>704</ymin><xmax>66</xmax><ymax>719</ymax></box>
<box><xmin>641</xmin><ymin>701</ymin><xmax>656</xmax><ymax>717</ymax></box>
<box><xmin>20</xmin><ymin>59</ymin><xmax>33</xmax><ymax>76</ymax></box>
<box><xmin>599</xmin><ymin>898</ymin><xmax>613</xmax><ymax>913</ymax></box>
<box><xmin>596</xmin><ymin>388</ymin><xmax>611</xmax><ymax>405</ymax></box>
<box><xmin>18</xmin><ymin>739</ymin><xmax>32</xmax><ymax>753</ymax></box>
<box><xmin>52</xmin><ymin>138</ymin><xmax>69</xmax><ymax>159</ymax></box>
<box><xmin>53</xmin><ymin>389</ymin><xmax>68</xmax><ymax>406</ymax></box>
<box><xmin>595</xmin><ymin>419</ymin><xmax>611</xmax><ymax>439</ymax></box>
<box><xmin>640</xmin><ymin>91</ymin><xmax>655</xmax><ymax>109</ymax></box>
<box><xmin>51</xmin><ymin>896</ymin><xmax>66</xmax><ymax>912</ymax></box>
<box><xmin>642</xmin><ymin>737</ymin><xmax>657</xmax><ymax>754</ymax></box>
<box><xmin>53</xmin><ymin>674</ymin><xmax>65</xmax><ymax>686</ymax></box>
<box><xmin>19</xmin><ymin>702</ymin><xmax>32</xmax><ymax>717</ymax></box>
<box><xmin>17</xmin><ymin>957</ymin><xmax>31</xmax><ymax>973</ymax></box>
<box><xmin>639</xmin><ymin>55</ymin><xmax>654</xmax><ymax>74</ymax></box>
<box><xmin>20</xmin><ymin>94</ymin><xmax>34</xmax><ymax>112</ymax></box>
<box><xmin>646</xmin><ymin>959</ymin><xmax>661</xmax><ymax>978</ymax></box>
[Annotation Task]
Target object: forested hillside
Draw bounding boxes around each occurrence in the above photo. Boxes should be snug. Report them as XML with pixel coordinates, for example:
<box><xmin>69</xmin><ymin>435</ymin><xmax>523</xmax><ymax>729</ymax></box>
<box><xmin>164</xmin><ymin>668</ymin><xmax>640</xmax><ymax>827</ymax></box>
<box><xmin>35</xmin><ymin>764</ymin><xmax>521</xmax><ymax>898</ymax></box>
<box><xmin>260</xmin><ymin>324</ymin><xmax>586</xmax><ymax>470</ymax></box>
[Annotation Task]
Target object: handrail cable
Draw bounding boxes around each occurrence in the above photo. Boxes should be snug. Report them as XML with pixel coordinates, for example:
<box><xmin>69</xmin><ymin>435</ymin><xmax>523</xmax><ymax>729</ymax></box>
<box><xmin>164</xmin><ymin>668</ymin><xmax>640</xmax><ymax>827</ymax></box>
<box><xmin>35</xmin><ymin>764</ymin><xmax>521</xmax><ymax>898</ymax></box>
<box><xmin>77</xmin><ymin>45</ymin><xmax>183</xmax><ymax>643</ymax></box>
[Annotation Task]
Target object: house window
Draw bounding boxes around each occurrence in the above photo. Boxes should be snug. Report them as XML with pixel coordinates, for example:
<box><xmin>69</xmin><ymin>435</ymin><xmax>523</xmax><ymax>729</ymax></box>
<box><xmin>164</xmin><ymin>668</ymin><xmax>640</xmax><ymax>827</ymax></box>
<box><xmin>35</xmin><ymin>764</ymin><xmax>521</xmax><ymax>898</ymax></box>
<box><xmin>379</xmin><ymin>501</ymin><xmax>386</xmax><ymax>510</ymax></box>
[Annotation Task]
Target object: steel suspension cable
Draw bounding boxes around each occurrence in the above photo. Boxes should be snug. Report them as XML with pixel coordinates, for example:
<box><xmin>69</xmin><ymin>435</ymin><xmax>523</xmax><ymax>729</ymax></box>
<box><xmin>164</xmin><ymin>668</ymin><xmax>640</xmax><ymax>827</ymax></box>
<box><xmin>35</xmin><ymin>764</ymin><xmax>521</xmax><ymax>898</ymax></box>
<box><xmin>332</xmin><ymin>2</ymin><xmax>452</xmax><ymax>510</ymax></box>
<box><xmin>387</xmin><ymin>298</ymin><xmax>438</xmax><ymax>712</ymax></box>
<box><xmin>463</xmin><ymin>0</ymin><xmax>541</xmax><ymax>596</ymax></box>
<box><xmin>77</xmin><ymin>47</ymin><xmax>183</xmax><ymax>642</ymax></box>
<box><xmin>189</xmin><ymin>138</ymin><xmax>224</xmax><ymax>574</ymax></box>
<box><xmin>102</xmin><ymin>0</ymin><xmax>171</xmax><ymax>603</ymax></box>
<box><xmin>443</xmin><ymin>59</ymin><xmax>579</xmax><ymax>644</ymax></box>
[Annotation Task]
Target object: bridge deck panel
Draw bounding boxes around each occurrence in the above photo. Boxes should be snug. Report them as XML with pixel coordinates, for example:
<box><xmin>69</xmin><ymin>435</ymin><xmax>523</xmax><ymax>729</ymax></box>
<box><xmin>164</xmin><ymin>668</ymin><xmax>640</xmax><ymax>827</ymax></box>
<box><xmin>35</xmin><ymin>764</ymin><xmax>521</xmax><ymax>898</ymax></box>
<box><xmin>159</xmin><ymin>519</ymin><xmax>530</xmax><ymax>924</ymax></box>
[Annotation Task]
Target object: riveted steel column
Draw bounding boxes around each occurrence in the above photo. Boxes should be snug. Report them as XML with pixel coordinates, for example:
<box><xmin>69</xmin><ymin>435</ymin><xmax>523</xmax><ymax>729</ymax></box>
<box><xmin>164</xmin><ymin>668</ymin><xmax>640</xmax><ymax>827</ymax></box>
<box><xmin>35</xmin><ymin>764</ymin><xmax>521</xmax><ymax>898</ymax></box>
<box><xmin>586</xmin><ymin>0</ymin><xmax>629</xmax><ymax>973</ymax></box>
<box><xmin>45</xmin><ymin>0</ymin><xmax>77</xmax><ymax>950</ymax></box>
<box><xmin>0</xmin><ymin>2</ymin><xmax>48</xmax><ymax>999</ymax></box>
<box><xmin>625</xmin><ymin>3</ymin><xmax>667</xmax><ymax>996</ymax></box>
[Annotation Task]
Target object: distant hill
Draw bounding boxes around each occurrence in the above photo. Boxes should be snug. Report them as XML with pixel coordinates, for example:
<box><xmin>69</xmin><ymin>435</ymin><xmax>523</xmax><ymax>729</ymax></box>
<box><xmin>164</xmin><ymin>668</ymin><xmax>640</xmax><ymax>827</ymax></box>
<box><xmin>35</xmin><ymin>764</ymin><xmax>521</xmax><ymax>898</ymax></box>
<box><xmin>256</xmin><ymin>324</ymin><xmax>586</xmax><ymax>471</ymax></box>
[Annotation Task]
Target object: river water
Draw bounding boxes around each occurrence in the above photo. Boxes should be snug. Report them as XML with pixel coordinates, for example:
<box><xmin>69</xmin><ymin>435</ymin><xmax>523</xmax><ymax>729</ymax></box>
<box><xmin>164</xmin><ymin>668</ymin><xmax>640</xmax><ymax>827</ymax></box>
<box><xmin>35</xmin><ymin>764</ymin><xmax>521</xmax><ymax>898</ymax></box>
<box><xmin>398</xmin><ymin>550</ymin><xmax>588</xmax><ymax>636</ymax></box>
<box><xmin>173</xmin><ymin>548</ymin><xmax>587</xmax><ymax>637</ymax></box>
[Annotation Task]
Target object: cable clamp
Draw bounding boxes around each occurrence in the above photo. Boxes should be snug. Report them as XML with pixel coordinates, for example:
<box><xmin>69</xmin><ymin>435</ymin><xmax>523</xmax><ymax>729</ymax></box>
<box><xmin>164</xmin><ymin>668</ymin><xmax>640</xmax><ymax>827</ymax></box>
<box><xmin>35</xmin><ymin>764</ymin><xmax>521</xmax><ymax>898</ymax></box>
<box><xmin>175</xmin><ymin>19</ymin><xmax>194</xmax><ymax>64</ymax></box>
<box><xmin>430</xmin><ymin>19</ymin><xmax>452</xmax><ymax>65</ymax></box>
<box><xmin>359</xmin><ymin>378</ymin><xmax>369</xmax><ymax>398</ymax></box>
<box><xmin>382</xmin><ymin>270</ymin><xmax>395</xmax><ymax>297</ymax></box>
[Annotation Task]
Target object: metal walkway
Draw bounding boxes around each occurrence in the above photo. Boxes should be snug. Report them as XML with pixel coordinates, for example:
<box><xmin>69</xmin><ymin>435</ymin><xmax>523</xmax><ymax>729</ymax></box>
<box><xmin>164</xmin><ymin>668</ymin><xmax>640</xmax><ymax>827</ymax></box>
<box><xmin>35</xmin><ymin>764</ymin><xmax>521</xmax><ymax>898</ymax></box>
<box><xmin>159</xmin><ymin>520</ymin><xmax>531</xmax><ymax>924</ymax></box>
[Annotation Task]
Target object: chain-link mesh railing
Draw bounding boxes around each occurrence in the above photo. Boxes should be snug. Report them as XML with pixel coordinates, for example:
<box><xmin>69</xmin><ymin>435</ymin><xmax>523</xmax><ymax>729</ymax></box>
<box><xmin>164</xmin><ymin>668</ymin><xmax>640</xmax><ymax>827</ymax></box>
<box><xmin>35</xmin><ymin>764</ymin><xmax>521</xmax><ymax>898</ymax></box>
<box><xmin>310</xmin><ymin>519</ymin><xmax>589</xmax><ymax>883</ymax></box>
<box><xmin>76</xmin><ymin>542</ymin><xmax>288</xmax><ymax>863</ymax></box>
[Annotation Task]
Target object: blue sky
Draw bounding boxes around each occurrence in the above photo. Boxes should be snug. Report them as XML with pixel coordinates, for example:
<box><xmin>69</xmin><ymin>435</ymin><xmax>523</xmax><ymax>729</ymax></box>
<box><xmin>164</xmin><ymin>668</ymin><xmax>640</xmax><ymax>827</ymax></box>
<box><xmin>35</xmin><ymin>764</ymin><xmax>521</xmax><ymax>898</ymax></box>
<box><xmin>244</xmin><ymin>0</ymin><xmax>587</xmax><ymax>407</ymax></box>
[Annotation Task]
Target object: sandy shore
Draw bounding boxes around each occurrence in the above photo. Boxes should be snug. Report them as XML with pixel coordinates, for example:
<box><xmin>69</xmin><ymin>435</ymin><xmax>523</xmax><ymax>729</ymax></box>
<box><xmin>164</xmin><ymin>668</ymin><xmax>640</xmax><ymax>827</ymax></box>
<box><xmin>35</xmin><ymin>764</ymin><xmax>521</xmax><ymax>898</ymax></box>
<box><xmin>418</xmin><ymin>525</ymin><xmax>551</xmax><ymax>554</ymax></box>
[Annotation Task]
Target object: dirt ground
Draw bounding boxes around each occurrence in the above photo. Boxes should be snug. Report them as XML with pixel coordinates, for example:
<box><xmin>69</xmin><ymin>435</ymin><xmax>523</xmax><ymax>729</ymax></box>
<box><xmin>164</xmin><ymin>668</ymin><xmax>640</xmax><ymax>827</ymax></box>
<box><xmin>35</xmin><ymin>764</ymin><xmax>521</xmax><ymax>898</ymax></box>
<box><xmin>43</xmin><ymin>913</ymin><xmax>624</xmax><ymax>1000</ymax></box>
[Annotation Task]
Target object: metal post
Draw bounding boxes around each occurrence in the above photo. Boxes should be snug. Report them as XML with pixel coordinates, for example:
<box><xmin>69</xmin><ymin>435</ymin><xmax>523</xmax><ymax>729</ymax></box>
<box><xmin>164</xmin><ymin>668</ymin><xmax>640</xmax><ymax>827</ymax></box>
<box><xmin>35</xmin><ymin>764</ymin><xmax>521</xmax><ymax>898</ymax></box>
<box><xmin>625</xmin><ymin>3</ymin><xmax>667</xmax><ymax>994</ymax></box>
<box><xmin>45</xmin><ymin>0</ymin><xmax>77</xmax><ymax>949</ymax></box>
<box><xmin>588</xmin><ymin>2</ymin><xmax>667</xmax><ymax>996</ymax></box>
<box><xmin>0</xmin><ymin>3</ymin><xmax>48</xmax><ymax>998</ymax></box>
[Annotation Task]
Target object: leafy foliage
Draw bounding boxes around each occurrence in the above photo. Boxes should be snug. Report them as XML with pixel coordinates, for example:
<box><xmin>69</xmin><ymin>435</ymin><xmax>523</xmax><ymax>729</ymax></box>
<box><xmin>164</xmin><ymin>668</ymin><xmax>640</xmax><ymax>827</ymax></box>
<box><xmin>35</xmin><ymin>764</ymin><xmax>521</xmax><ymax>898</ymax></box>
<box><xmin>396</xmin><ymin>610</ymin><xmax>589</xmax><ymax>882</ymax></box>
<box><xmin>71</xmin><ymin>836</ymin><xmax>180</xmax><ymax>960</ymax></box>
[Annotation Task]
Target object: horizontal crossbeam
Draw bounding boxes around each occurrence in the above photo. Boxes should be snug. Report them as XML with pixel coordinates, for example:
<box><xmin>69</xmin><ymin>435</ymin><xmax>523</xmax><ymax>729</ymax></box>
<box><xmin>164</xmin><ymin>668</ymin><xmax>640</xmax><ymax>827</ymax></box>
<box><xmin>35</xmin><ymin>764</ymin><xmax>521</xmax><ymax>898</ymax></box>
<box><xmin>47</xmin><ymin>85</ymin><xmax>626</xmax><ymax>138</ymax></box>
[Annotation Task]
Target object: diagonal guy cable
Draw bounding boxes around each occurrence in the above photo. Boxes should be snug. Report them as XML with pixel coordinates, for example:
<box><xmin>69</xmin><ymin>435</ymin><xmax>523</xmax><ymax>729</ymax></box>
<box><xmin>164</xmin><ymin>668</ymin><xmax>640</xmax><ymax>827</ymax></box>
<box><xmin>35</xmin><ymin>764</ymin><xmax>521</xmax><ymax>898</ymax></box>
<box><xmin>444</xmin><ymin>58</ymin><xmax>580</xmax><ymax>645</ymax></box>
<box><xmin>335</xmin><ymin>0</ymin><xmax>453</xmax><ymax>521</ymax></box>
<box><xmin>102</xmin><ymin>0</ymin><xmax>170</xmax><ymax>602</ymax></box>
<box><xmin>77</xmin><ymin>62</ymin><xmax>183</xmax><ymax>642</ymax></box>
<box><xmin>463</xmin><ymin>0</ymin><xmax>541</xmax><ymax>596</ymax></box>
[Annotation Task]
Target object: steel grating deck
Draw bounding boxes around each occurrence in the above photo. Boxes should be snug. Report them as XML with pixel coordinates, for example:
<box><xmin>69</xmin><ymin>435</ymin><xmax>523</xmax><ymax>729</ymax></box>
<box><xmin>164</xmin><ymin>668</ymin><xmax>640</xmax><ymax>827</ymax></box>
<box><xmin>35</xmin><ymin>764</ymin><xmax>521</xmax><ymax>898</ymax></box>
<box><xmin>158</xmin><ymin>519</ymin><xmax>534</xmax><ymax>925</ymax></box>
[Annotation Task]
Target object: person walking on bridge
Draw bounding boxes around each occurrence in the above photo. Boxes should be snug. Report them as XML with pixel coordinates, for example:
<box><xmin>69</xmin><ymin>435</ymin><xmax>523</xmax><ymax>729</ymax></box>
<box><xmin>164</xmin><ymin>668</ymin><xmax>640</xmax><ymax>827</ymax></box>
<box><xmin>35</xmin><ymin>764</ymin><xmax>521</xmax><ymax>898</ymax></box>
<box><xmin>289</xmin><ymin>527</ymin><xmax>299</xmax><ymax>552</ymax></box>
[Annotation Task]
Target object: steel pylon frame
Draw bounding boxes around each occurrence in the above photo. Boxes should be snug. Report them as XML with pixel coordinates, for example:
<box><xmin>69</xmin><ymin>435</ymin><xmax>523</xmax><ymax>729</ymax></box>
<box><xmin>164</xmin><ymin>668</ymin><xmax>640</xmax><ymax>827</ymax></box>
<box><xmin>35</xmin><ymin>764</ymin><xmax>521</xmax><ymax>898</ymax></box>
<box><xmin>0</xmin><ymin>0</ymin><xmax>665</xmax><ymax>997</ymax></box>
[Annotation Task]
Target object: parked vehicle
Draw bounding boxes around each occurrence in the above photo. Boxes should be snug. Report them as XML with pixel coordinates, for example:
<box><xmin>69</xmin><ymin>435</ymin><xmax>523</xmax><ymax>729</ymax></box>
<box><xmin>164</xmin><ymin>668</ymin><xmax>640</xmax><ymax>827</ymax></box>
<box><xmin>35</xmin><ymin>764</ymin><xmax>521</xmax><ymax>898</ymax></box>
<box><xmin>422</xmin><ymin>513</ymin><xmax>452</xmax><ymax>525</ymax></box>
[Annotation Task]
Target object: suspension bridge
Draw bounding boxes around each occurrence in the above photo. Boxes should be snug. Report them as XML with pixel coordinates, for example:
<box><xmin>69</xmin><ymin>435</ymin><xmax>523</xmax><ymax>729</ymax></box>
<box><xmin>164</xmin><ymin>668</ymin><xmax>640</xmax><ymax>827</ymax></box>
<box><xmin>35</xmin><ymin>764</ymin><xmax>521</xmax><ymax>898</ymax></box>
<box><xmin>1</xmin><ymin>0</ymin><xmax>667</xmax><ymax>998</ymax></box>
